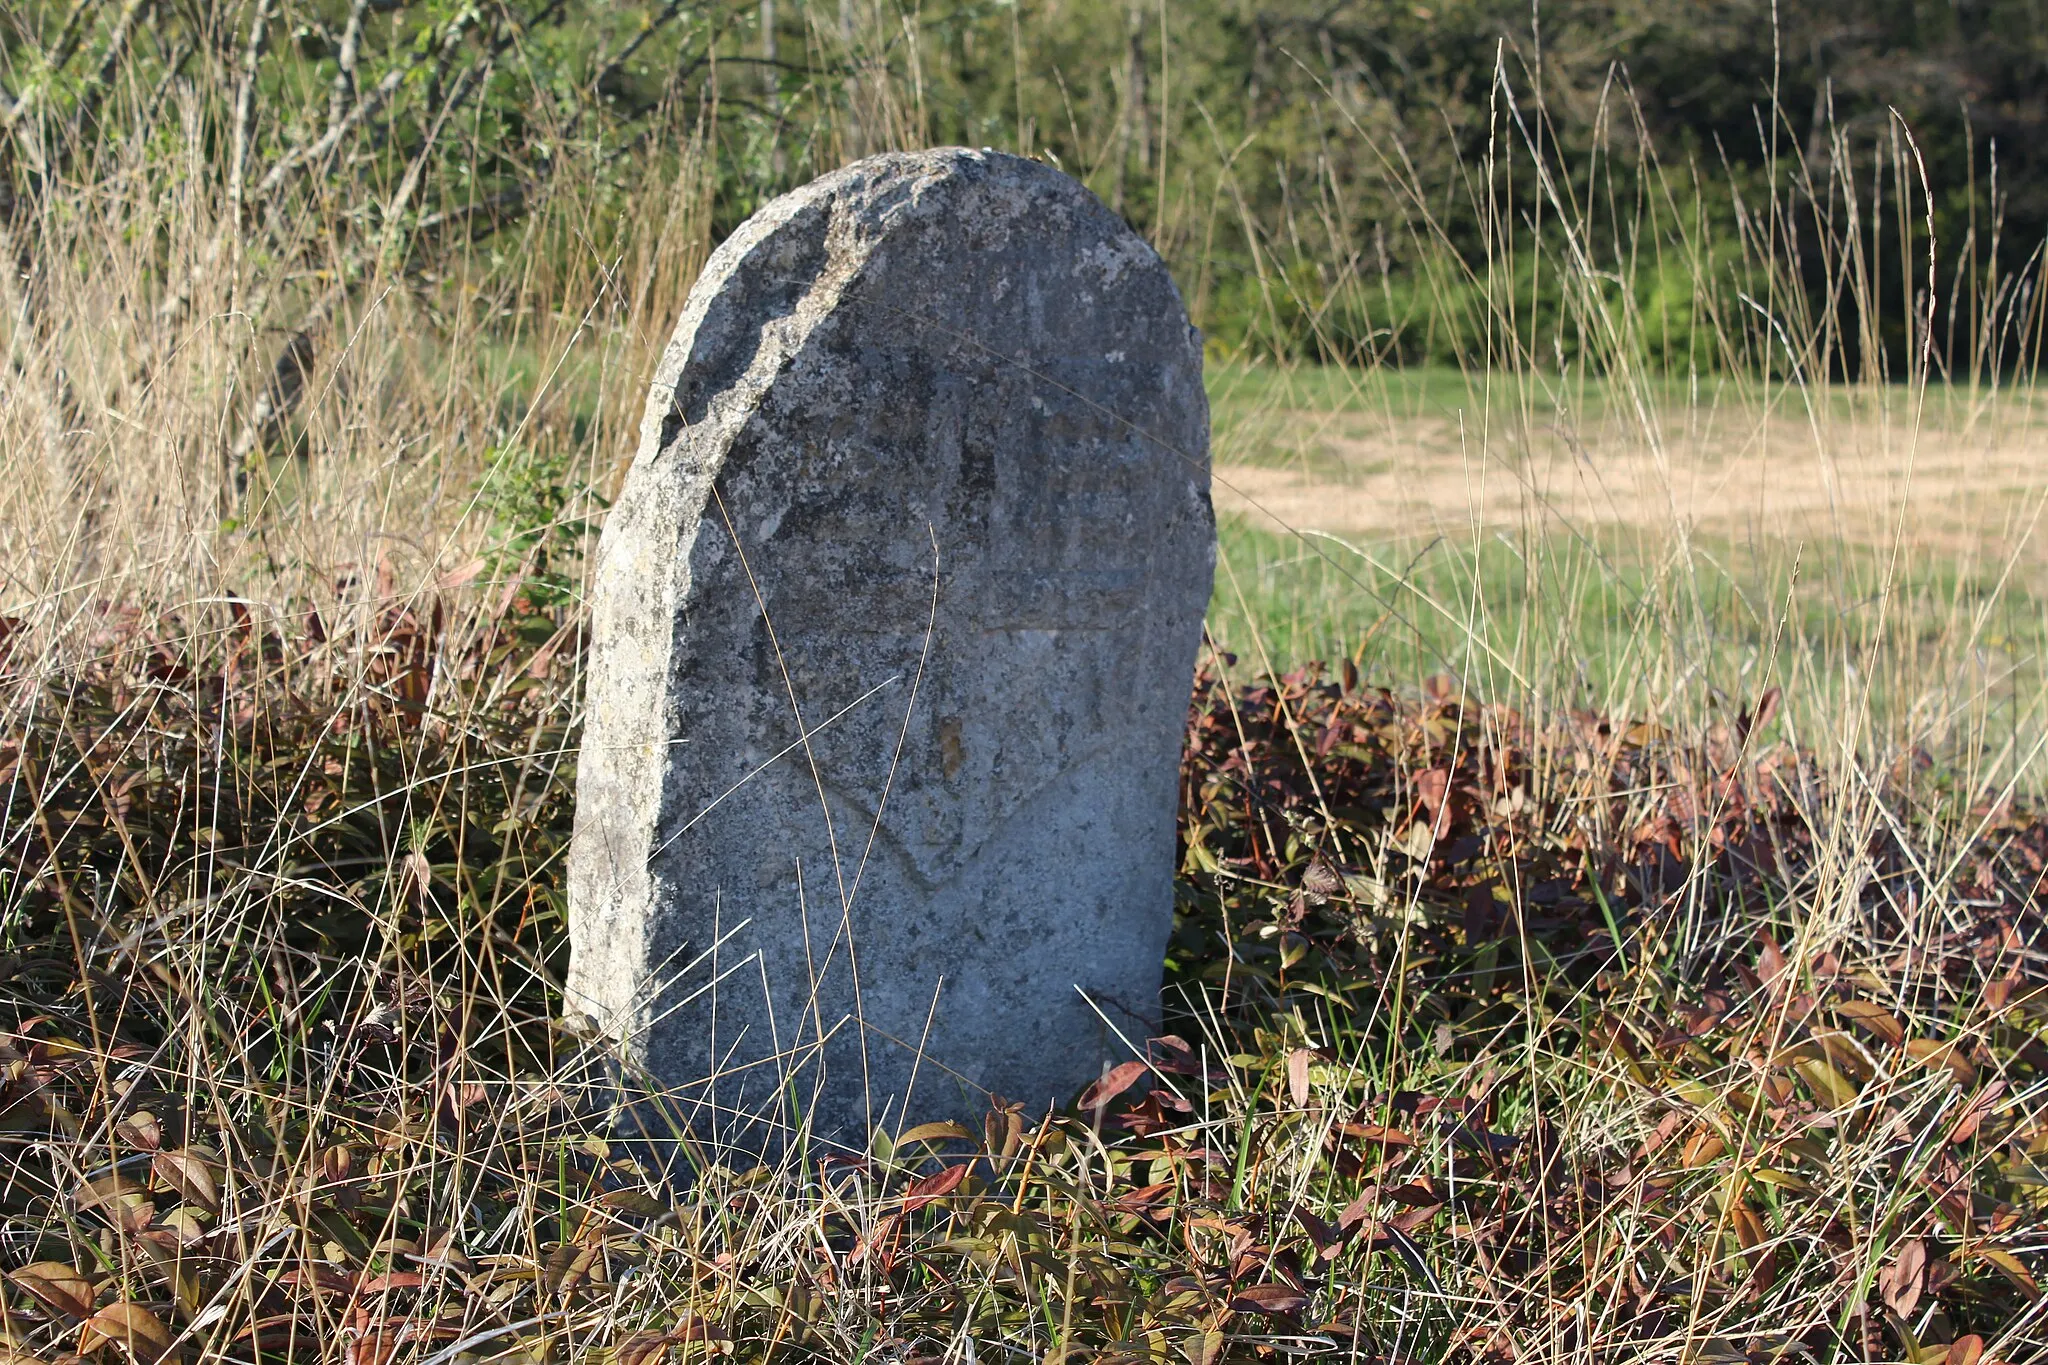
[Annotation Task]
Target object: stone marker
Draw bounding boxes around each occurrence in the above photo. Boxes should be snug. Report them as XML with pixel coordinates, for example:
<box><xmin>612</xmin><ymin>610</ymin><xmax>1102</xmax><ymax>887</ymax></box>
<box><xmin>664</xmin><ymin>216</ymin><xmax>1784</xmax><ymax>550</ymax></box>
<box><xmin>567</xmin><ymin>147</ymin><xmax>1213</xmax><ymax>1147</ymax></box>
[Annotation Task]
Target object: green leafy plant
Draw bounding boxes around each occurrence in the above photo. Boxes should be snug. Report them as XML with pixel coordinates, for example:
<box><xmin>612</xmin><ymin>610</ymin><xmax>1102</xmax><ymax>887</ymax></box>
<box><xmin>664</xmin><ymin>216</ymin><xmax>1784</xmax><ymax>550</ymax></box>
<box><xmin>474</xmin><ymin>442</ymin><xmax>606</xmax><ymax>615</ymax></box>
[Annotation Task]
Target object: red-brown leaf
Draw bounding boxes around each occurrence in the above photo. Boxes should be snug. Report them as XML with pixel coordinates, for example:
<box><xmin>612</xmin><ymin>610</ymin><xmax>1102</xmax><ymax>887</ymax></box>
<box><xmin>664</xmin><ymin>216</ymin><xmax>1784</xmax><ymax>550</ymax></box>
<box><xmin>1757</xmin><ymin>934</ymin><xmax>1789</xmax><ymax>990</ymax></box>
<box><xmin>354</xmin><ymin>1272</ymin><xmax>424</xmax><ymax>1295</ymax></box>
<box><xmin>1388</xmin><ymin>1203</ymin><xmax>1443</xmax><ymax>1234</ymax></box>
<box><xmin>9</xmin><ymin>1262</ymin><xmax>98</xmax><ymax>1318</ymax></box>
<box><xmin>899</xmin><ymin>1163</ymin><xmax>968</xmax><ymax>1212</ymax></box>
<box><xmin>150</xmin><ymin>1151</ymin><xmax>219</xmax><ymax>1214</ymax></box>
<box><xmin>1286</xmin><ymin>1049</ymin><xmax>1313</xmax><ymax>1108</ymax></box>
<box><xmin>1080</xmin><ymin>1061</ymin><xmax>1149</xmax><ymax>1111</ymax></box>
<box><xmin>1949</xmin><ymin>1080</ymin><xmax>2008</xmax><ymax>1145</ymax></box>
<box><xmin>1230</xmin><ymin>1283</ymin><xmax>1309</xmax><ymax>1315</ymax></box>
<box><xmin>1879</xmin><ymin>1238</ymin><xmax>1929</xmax><ymax>1318</ymax></box>
<box><xmin>77</xmin><ymin>1303</ymin><xmax>175</xmax><ymax>1364</ymax></box>
<box><xmin>278</xmin><ymin>1267</ymin><xmax>355</xmax><ymax>1297</ymax></box>
<box><xmin>1294</xmin><ymin>1209</ymin><xmax>1343</xmax><ymax>1259</ymax></box>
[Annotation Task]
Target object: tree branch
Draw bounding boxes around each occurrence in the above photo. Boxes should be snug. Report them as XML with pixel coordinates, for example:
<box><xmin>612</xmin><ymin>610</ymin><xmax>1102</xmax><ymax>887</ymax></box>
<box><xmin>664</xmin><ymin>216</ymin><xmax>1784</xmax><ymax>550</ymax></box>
<box><xmin>586</xmin><ymin>0</ymin><xmax>689</xmax><ymax>103</ymax></box>
<box><xmin>139</xmin><ymin>37</ymin><xmax>194</xmax><ymax>133</ymax></box>
<box><xmin>225</xmin><ymin>0</ymin><xmax>277</xmax><ymax>247</ymax></box>
<box><xmin>225</xmin><ymin>282</ymin><xmax>346</xmax><ymax>490</ymax></box>
<box><xmin>67</xmin><ymin>0</ymin><xmax>152</xmax><ymax>152</ymax></box>
<box><xmin>325</xmin><ymin>0</ymin><xmax>373</xmax><ymax>132</ymax></box>
<box><xmin>45</xmin><ymin>0</ymin><xmax>99</xmax><ymax>75</ymax></box>
<box><xmin>0</xmin><ymin>0</ymin><xmax>95</xmax><ymax>134</ymax></box>
<box><xmin>380</xmin><ymin>0</ymin><xmax>566</xmax><ymax>263</ymax></box>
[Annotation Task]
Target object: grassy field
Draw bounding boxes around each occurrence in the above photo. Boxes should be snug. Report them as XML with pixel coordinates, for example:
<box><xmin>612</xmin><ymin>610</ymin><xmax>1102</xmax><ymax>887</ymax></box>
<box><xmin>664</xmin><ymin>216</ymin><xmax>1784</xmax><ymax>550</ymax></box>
<box><xmin>4</xmin><ymin>352</ymin><xmax>2047</xmax><ymax>1362</ymax></box>
<box><xmin>5</xmin><ymin>9</ymin><xmax>2048</xmax><ymax>1360</ymax></box>
<box><xmin>1208</xmin><ymin>362</ymin><xmax>2048</xmax><ymax>807</ymax></box>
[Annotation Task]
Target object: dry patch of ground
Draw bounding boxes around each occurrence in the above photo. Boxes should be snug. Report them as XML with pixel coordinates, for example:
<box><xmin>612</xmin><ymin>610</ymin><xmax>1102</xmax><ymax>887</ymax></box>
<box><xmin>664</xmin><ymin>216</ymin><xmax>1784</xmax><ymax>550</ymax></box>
<box><xmin>1214</xmin><ymin>390</ymin><xmax>2048</xmax><ymax>572</ymax></box>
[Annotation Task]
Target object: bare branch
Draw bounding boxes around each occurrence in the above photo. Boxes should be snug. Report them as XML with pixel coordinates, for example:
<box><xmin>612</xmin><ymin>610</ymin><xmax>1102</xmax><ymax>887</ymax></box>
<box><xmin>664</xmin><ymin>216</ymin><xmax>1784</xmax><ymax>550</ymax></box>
<box><xmin>325</xmin><ymin>0</ymin><xmax>373</xmax><ymax>132</ymax></box>
<box><xmin>45</xmin><ymin>0</ymin><xmax>97</xmax><ymax>76</ymax></box>
<box><xmin>413</xmin><ymin>182</ymin><xmax>529</xmax><ymax>241</ymax></box>
<box><xmin>380</xmin><ymin>0</ymin><xmax>567</xmax><ymax>262</ymax></box>
<box><xmin>67</xmin><ymin>0</ymin><xmax>152</xmax><ymax>149</ymax></box>
<box><xmin>586</xmin><ymin>0</ymin><xmax>689</xmax><ymax>104</ymax></box>
<box><xmin>226</xmin><ymin>310</ymin><xmax>326</xmax><ymax>488</ymax></box>
<box><xmin>381</xmin><ymin>56</ymin><xmax>496</xmax><ymax>259</ymax></box>
<box><xmin>225</xmin><ymin>0</ymin><xmax>277</xmax><ymax>246</ymax></box>
<box><xmin>253</xmin><ymin>60</ymin><xmax>406</xmax><ymax>202</ymax></box>
<box><xmin>139</xmin><ymin>36</ymin><xmax>193</xmax><ymax>133</ymax></box>
<box><xmin>0</xmin><ymin>0</ymin><xmax>98</xmax><ymax>135</ymax></box>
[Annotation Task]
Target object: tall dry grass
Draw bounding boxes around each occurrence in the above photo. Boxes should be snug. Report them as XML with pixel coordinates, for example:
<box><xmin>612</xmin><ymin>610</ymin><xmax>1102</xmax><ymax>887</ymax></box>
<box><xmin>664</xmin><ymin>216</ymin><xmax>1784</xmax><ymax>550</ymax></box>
<box><xmin>2</xmin><ymin>13</ymin><xmax>2047</xmax><ymax>1365</ymax></box>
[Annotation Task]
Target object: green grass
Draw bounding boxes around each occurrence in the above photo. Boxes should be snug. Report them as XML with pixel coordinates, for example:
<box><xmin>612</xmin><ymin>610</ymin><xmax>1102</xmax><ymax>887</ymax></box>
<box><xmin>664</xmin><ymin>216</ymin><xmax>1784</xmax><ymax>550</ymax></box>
<box><xmin>7</xmin><ymin>596</ymin><xmax>2048</xmax><ymax>1364</ymax></box>
<box><xmin>1209</xmin><ymin>512</ymin><xmax>2048</xmax><ymax>800</ymax></box>
<box><xmin>8</xmin><ymin>11</ymin><xmax>2048</xmax><ymax>1358</ymax></box>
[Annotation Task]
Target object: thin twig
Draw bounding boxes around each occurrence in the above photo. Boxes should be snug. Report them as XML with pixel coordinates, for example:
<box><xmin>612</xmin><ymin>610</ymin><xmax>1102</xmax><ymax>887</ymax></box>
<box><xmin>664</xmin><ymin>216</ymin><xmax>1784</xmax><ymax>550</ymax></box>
<box><xmin>224</xmin><ymin>0</ymin><xmax>278</xmax><ymax>258</ymax></box>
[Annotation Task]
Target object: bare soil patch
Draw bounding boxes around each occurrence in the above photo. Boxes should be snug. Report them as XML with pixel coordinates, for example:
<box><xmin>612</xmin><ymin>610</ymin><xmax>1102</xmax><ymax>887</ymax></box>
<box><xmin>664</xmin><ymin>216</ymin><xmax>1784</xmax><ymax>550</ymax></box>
<box><xmin>1214</xmin><ymin>393</ymin><xmax>2048</xmax><ymax>571</ymax></box>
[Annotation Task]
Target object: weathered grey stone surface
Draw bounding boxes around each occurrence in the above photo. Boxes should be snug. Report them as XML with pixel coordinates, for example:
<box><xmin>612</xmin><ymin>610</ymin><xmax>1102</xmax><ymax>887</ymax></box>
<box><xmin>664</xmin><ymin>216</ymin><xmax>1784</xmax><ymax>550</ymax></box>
<box><xmin>567</xmin><ymin>147</ymin><xmax>1213</xmax><ymax>1147</ymax></box>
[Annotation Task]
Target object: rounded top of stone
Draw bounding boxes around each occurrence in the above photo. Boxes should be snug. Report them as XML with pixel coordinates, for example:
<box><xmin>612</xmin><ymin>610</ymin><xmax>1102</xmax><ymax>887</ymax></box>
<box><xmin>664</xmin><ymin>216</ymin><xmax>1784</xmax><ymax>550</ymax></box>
<box><xmin>769</xmin><ymin>145</ymin><xmax>1169</xmax><ymax>293</ymax></box>
<box><xmin>703</xmin><ymin>146</ymin><xmax>1142</xmax><ymax>267</ymax></box>
<box><xmin>813</xmin><ymin>145</ymin><xmax>1096</xmax><ymax>194</ymax></box>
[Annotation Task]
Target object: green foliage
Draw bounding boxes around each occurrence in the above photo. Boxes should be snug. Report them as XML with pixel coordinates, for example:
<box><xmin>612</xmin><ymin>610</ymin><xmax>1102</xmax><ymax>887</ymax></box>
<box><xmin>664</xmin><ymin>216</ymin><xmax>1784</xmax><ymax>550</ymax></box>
<box><xmin>474</xmin><ymin>443</ymin><xmax>605</xmax><ymax>613</ymax></box>
<box><xmin>6</xmin><ymin>0</ymin><xmax>2042</xmax><ymax>382</ymax></box>
<box><xmin>4</xmin><ymin>622</ymin><xmax>2046</xmax><ymax>1360</ymax></box>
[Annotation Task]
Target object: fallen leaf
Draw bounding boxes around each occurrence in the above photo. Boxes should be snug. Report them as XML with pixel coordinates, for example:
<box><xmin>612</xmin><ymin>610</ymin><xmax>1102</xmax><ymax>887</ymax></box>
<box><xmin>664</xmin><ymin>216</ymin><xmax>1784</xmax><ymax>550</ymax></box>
<box><xmin>1795</xmin><ymin>1057</ymin><xmax>1860</xmax><ymax>1109</ymax></box>
<box><xmin>435</xmin><ymin>558</ymin><xmax>488</xmax><ymax>590</ymax></box>
<box><xmin>1879</xmin><ymin>1238</ymin><xmax>1929</xmax><ymax>1318</ymax></box>
<box><xmin>669</xmin><ymin>1317</ymin><xmax>724</xmax><ymax>1342</ymax></box>
<box><xmin>1681</xmin><ymin>1131</ymin><xmax>1726</xmax><ymax>1168</ymax></box>
<box><xmin>1109</xmin><ymin>1181</ymin><xmax>1176</xmax><ymax>1219</ymax></box>
<box><xmin>343</xmin><ymin>1325</ymin><xmax>398</xmax><ymax>1365</ymax></box>
<box><xmin>1757</xmin><ymin>934</ymin><xmax>1789</xmax><ymax>991</ymax></box>
<box><xmin>1949</xmin><ymin>1080</ymin><xmax>2008</xmax><ymax>1145</ymax></box>
<box><xmin>1984</xmin><ymin>973</ymin><xmax>2021</xmax><ymax>1015</ymax></box>
<box><xmin>278</xmin><ymin>1267</ymin><xmax>355</xmax><ymax>1297</ymax></box>
<box><xmin>1639</xmin><ymin>1110</ymin><xmax>1685</xmax><ymax>1158</ymax></box>
<box><xmin>1905</xmin><ymin>1038</ymin><xmax>1977</xmax><ymax>1085</ymax></box>
<box><xmin>1962</xmin><ymin>1245</ymin><xmax>2039</xmax><ymax>1298</ymax></box>
<box><xmin>1728</xmin><ymin>1204</ymin><xmax>1765</xmax><ymax>1252</ymax></box>
<box><xmin>77</xmin><ymin>1303</ymin><xmax>174</xmax><ymax>1364</ymax></box>
<box><xmin>598</xmin><ymin>1189</ymin><xmax>670</xmax><ymax>1219</ymax></box>
<box><xmin>230</xmin><ymin>1314</ymin><xmax>316</xmax><ymax>1346</ymax></box>
<box><xmin>1287</xmin><ymin>1049</ymin><xmax>1313</xmax><ymax>1108</ymax></box>
<box><xmin>1230</xmin><ymin>1283</ymin><xmax>1309</xmax><ymax>1315</ymax></box>
<box><xmin>1080</xmin><ymin>1061</ymin><xmax>1149</xmax><ymax>1111</ymax></box>
<box><xmin>615</xmin><ymin>1332</ymin><xmax>670</xmax><ymax>1365</ymax></box>
<box><xmin>1834</xmin><ymin>1000</ymin><xmax>1905</xmax><ymax>1046</ymax></box>
<box><xmin>542</xmin><ymin>1241</ymin><xmax>601</xmax><ymax>1296</ymax></box>
<box><xmin>1388</xmin><ymin>1202</ymin><xmax>1442</xmax><ymax>1234</ymax></box>
<box><xmin>150</xmin><ymin>1151</ymin><xmax>219</xmax><ymax>1214</ymax></box>
<box><xmin>9</xmin><ymin>1262</ymin><xmax>98</xmax><ymax>1318</ymax></box>
<box><xmin>1941</xmin><ymin>1335</ymin><xmax>1986</xmax><ymax>1365</ymax></box>
<box><xmin>1293</xmin><ymin>1208</ymin><xmax>1344</xmax><ymax>1259</ymax></box>
<box><xmin>1737</xmin><ymin>686</ymin><xmax>1782</xmax><ymax>745</ymax></box>
<box><xmin>1178</xmin><ymin>1327</ymin><xmax>1224</xmax><ymax>1365</ymax></box>
<box><xmin>895</xmin><ymin>1120</ymin><xmax>975</xmax><ymax>1146</ymax></box>
<box><xmin>1335</xmin><ymin>1189</ymin><xmax>1377</xmax><ymax>1232</ymax></box>
<box><xmin>1335</xmin><ymin>1122</ymin><xmax>1413</xmax><ymax>1146</ymax></box>
<box><xmin>354</xmin><ymin>1272</ymin><xmax>423</xmax><ymax>1295</ymax></box>
<box><xmin>76</xmin><ymin>1177</ymin><xmax>154</xmax><ymax>1232</ymax></box>
<box><xmin>114</xmin><ymin>1111</ymin><xmax>162</xmax><ymax>1151</ymax></box>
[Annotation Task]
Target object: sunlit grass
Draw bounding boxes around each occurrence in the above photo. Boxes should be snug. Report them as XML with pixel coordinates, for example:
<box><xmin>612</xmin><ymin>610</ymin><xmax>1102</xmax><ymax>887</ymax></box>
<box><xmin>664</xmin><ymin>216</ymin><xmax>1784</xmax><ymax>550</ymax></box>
<box><xmin>5</xmin><ymin>15</ymin><xmax>2048</xmax><ymax>1362</ymax></box>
